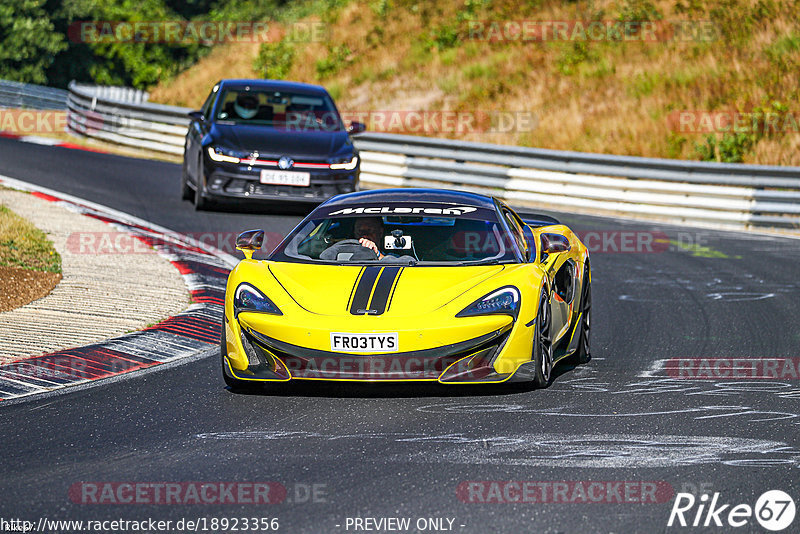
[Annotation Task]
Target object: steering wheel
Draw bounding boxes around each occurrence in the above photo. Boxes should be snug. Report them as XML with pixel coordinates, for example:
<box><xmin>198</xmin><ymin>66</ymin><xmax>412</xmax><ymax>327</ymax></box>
<box><xmin>319</xmin><ymin>239</ymin><xmax>378</xmax><ymax>261</ymax></box>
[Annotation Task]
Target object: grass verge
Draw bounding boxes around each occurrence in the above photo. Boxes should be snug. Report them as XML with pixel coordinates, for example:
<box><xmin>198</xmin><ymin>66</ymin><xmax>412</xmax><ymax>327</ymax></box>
<box><xmin>0</xmin><ymin>203</ymin><xmax>61</xmax><ymax>273</ymax></box>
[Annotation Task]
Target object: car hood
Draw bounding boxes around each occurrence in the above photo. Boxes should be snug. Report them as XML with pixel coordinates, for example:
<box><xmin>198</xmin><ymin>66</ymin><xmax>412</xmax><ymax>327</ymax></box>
<box><xmin>210</xmin><ymin>123</ymin><xmax>351</xmax><ymax>158</ymax></box>
<box><xmin>266</xmin><ymin>262</ymin><xmax>509</xmax><ymax>317</ymax></box>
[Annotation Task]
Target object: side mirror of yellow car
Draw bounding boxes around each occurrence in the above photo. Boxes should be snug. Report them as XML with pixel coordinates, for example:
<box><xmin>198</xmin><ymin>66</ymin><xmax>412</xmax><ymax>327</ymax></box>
<box><xmin>235</xmin><ymin>229</ymin><xmax>264</xmax><ymax>260</ymax></box>
<box><xmin>540</xmin><ymin>232</ymin><xmax>571</xmax><ymax>264</ymax></box>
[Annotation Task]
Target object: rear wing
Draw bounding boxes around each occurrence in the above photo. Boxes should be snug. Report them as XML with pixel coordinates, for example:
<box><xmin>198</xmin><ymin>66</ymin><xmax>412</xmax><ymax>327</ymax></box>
<box><xmin>522</xmin><ymin>214</ymin><xmax>561</xmax><ymax>227</ymax></box>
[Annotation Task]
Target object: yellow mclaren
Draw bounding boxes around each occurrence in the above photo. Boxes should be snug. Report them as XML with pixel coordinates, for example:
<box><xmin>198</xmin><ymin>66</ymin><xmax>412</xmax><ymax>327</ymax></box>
<box><xmin>221</xmin><ymin>188</ymin><xmax>591</xmax><ymax>390</ymax></box>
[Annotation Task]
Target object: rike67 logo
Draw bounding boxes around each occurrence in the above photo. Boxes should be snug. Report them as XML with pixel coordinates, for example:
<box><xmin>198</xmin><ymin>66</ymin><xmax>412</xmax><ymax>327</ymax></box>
<box><xmin>668</xmin><ymin>490</ymin><xmax>795</xmax><ymax>531</ymax></box>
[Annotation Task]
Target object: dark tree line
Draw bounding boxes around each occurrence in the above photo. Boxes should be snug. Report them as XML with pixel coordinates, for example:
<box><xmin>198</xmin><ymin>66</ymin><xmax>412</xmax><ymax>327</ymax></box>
<box><xmin>1</xmin><ymin>0</ymin><xmax>287</xmax><ymax>89</ymax></box>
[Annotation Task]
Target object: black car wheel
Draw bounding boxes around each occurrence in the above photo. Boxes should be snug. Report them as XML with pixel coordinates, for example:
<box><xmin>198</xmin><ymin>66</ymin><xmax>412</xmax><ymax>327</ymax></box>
<box><xmin>180</xmin><ymin>160</ymin><xmax>193</xmax><ymax>201</ymax></box>
<box><xmin>194</xmin><ymin>155</ymin><xmax>209</xmax><ymax>211</ymax></box>
<box><xmin>532</xmin><ymin>287</ymin><xmax>553</xmax><ymax>388</ymax></box>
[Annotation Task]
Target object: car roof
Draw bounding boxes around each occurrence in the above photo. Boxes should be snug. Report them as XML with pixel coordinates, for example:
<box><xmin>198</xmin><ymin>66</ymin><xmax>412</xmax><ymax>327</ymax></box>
<box><xmin>216</xmin><ymin>79</ymin><xmax>329</xmax><ymax>95</ymax></box>
<box><xmin>317</xmin><ymin>188</ymin><xmax>498</xmax><ymax>210</ymax></box>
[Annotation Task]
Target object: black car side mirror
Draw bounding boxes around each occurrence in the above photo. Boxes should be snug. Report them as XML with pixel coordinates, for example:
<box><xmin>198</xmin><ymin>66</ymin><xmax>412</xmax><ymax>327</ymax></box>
<box><xmin>188</xmin><ymin>110</ymin><xmax>205</xmax><ymax>122</ymax></box>
<box><xmin>541</xmin><ymin>233</ymin><xmax>570</xmax><ymax>254</ymax></box>
<box><xmin>540</xmin><ymin>233</ymin><xmax>570</xmax><ymax>263</ymax></box>
<box><xmin>236</xmin><ymin>229</ymin><xmax>264</xmax><ymax>259</ymax></box>
<box><xmin>347</xmin><ymin>121</ymin><xmax>366</xmax><ymax>134</ymax></box>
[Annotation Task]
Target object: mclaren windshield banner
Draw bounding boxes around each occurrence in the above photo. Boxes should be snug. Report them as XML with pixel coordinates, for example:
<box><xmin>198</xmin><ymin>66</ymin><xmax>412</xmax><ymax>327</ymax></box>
<box><xmin>324</xmin><ymin>204</ymin><xmax>489</xmax><ymax>218</ymax></box>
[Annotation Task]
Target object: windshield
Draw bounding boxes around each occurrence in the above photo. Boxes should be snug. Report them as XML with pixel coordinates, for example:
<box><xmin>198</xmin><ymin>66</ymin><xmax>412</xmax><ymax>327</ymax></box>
<box><xmin>213</xmin><ymin>89</ymin><xmax>344</xmax><ymax>131</ymax></box>
<box><xmin>270</xmin><ymin>211</ymin><xmax>519</xmax><ymax>265</ymax></box>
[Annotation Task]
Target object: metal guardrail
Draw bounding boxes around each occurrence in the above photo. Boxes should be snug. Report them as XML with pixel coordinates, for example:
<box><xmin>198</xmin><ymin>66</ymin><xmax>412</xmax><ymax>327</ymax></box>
<box><xmin>70</xmin><ymin>83</ymin><xmax>149</xmax><ymax>104</ymax></box>
<box><xmin>0</xmin><ymin>80</ymin><xmax>68</xmax><ymax>110</ymax></box>
<box><xmin>67</xmin><ymin>82</ymin><xmax>190</xmax><ymax>155</ymax></box>
<box><xmin>355</xmin><ymin>134</ymin><xmax>800</xmax><ymax>229</ymax></box>
<box><xmin>64</xmin><ymin>82</ymin><xmax>800</xmax><ymax>231</ymax></box>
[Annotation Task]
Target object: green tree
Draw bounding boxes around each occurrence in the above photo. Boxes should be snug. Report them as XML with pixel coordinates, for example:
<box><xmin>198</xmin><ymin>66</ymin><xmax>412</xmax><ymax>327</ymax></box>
<box><xmin>254</xmin><ymin>41</ymin><xmax>295</xmax><ymax>80</ymax></box>
<box><xmin>0</xmin><ymin>0</ymin><xmax>66</xmax><ymax>83</ymax></box>
<box><xmin>46</xmin><ymin>0</ymin><xmax>206</xmax><ymax>89</ymax></box>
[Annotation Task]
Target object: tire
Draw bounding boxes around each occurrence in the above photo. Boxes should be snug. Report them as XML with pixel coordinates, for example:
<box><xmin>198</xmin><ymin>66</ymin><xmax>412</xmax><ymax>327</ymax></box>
<box><xmin>220</xmin><ymin>328</ymin><xmax>262</xmax><ymax>392</ymax></box>
<box><xmin>532</xmin><ymin>287</ymin><xmax>553</xmax><ymax>388</ymax></box>
<box><xmin>193</xmin><ymin>155</ymin><xmax>209</xmax><ymax>211</ymax></box>
<box><xmin>180</xmin><ymin>160</ymin><xmax>193</xmax><ymax>201</ymax></box>
<box><xmin>572</xmin><ymin>265</ymin><xmax>592</xmax><ymax>365</ymax></box>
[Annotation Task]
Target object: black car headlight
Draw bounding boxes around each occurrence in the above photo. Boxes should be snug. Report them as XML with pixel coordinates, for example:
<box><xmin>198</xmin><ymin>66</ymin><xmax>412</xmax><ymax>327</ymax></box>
<box><xmin>208</xmin><ymin>146</ymin><xmax>247</xmax><ymax>163</ymax></box>
<box><xmin>456</xmin><ymin>286</ymin><xmax>520</xmax><ymax>318</ymax></box>
<box><xmin>233</xmin><ymin>283</ymin><xmax>282</xmax><ymax>316</ymax></box>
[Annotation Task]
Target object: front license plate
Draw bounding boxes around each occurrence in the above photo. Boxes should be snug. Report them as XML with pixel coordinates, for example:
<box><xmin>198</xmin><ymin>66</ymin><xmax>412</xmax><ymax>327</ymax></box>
<box><xmin>330</xmin><ymin>332</ymin><xmax>399</xmax><ymax>353</ymax></box>
<box><xmin>259</xmin><ymin>169</ymin><xmax>311</xmax><ymax>186</ymax></box>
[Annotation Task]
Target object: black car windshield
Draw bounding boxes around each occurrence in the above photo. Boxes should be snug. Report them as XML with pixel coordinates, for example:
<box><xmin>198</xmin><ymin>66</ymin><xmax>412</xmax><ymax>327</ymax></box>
<box><xmin>214</xmin><ymin>89</ymin><xmax>344</xmax><ymax>131</ymax></box>
<box><xmin>270</xmin><ymin>208</ymin><xmax>519</xmax><ymax>265</ymax></box>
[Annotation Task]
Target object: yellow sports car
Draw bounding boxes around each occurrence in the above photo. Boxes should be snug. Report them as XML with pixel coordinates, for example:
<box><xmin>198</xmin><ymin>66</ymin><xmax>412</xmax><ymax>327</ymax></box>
<box><xmin>221</xmin><ymin>188</ymin><xmax>591</xmax><ymax>389</ymax></box>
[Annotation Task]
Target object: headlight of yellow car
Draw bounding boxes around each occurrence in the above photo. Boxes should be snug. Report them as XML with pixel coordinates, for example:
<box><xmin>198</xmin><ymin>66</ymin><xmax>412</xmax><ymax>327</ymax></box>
<box><xmin>233</xmin><ymin>283</ymin><xmax>282</xmax><ymax>317</ymax></box>
<box><xmin>456</xmin><ymin>286</ymin><xmax>520</xmax><ymax>318</ymax></box>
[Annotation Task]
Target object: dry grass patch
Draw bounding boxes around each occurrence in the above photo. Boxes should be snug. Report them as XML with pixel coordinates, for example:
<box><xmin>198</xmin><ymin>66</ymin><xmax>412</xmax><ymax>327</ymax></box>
<box><xmin>0</xmin><ymin>204</ymin><xmax>61</xmax><ymax>273</ymax></box>
<box><xmin>0</xmin><ymin>201</ymin><xmax>62</xmax><ymax>311</ymax></box>
<box><xmin>149</xmin><ymin>42</ymin><xmax>262</xmax><ymax>108</ymax></box>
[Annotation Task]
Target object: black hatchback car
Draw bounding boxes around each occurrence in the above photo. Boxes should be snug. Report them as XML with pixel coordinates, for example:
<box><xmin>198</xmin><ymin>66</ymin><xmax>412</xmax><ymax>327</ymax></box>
<box><xmin>181</xmin><ymin>79</ymin><xmax>364</xmax><ymax>210</ymax></box>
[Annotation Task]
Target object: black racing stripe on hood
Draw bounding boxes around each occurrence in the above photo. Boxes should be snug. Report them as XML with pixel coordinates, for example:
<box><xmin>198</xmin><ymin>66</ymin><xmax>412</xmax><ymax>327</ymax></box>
<box><xmin>349</xmin><ymin>266</ymin><xmax>382</xmax><ymax>315</ymax></box>
<box><xmin>385</xmin><ymin>268</ymin><xmax>403</xmax><ymax>313</ymax></box>
<box><xmin>368</xmin><ymin>267</ymin><xmax>403</xmax><ymax>315</ymax></box>
<box><xmin>346</xmin><ymin>267</ymin><xmax>366</xmax><ymax>311</ymax></box>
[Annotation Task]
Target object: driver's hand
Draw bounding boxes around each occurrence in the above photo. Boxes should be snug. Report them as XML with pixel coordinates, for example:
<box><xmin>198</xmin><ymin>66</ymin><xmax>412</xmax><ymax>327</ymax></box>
<box><xmin>358</xmin><ymin>238</ymin><xmax>384</xmax><ymax>259</ymax></box>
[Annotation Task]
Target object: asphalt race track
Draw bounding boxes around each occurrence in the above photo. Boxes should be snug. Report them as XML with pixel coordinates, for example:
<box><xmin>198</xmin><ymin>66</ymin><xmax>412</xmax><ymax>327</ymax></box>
<box><xmin>1</xmin><ymin>136</ymin><xmax>799</xmax><ymax>533</ymax></box>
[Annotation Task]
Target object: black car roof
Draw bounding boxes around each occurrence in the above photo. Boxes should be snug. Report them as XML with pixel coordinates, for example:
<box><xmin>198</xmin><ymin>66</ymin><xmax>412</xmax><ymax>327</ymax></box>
<box><xmin>216</xmin><ymin>79</ymin><xmax>329</xmax><ymax>95</ymax></box>
<box><xmin>317</xmin><ymin>188</ymin><xmax>498</xmax><ymax>210</ymax></box>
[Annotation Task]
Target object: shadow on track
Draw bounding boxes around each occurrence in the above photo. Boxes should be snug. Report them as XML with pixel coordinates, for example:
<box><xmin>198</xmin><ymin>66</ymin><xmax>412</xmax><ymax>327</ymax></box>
<box><xmin>185</xmin><ymin>198</ymin><xmax>317</xmax><ymax>216</ymax></box>
<box><xmin>222</xmin><ymin>361</ymin><xmax>579</xmax><ymax>398</ymax></box>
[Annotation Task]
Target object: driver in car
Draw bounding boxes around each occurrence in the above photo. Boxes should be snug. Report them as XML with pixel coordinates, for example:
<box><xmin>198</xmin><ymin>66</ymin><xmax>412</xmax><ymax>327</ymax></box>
<box><xmin>218</xmin><ymin>93</ymin><xmax>260</xmax><ymax>121</ymax></box>
<box><xmin>234</xmin><ymin>93</ymin><xmax>259</xmax><ymax>119</ymax></box>
<box><xmin>354</xmin><ymin>217</ymin><xmax>385</xmax><ymax>259</ymax></box>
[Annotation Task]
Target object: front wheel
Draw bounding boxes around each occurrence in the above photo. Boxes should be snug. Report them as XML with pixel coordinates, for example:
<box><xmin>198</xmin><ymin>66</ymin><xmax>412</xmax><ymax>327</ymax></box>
<box><xmin>180</xmin><ymin>160</ymin><xmax>193</xmax><ymax>201</ymax></box>
<box><xmin>194</xmin><ymin>155</ymin><xmax>210</xmax><ymax>211</ymax></box>
<box><xmin>194</xmin><ymin>178</ymin><xmax>209</xmax><ymax>210</ymax></box>
<box><xmin>532</xmin><ymin>287</ymin><xmax>553</xmax><ymax>388</ymax></box>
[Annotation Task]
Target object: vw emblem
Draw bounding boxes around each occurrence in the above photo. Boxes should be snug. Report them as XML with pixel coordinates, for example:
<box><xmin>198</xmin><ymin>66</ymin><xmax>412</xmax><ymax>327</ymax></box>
<box><xmin>278</xmin><ymin>156</ymin><xmax>294</xmax><ymax>170</ymax></box>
